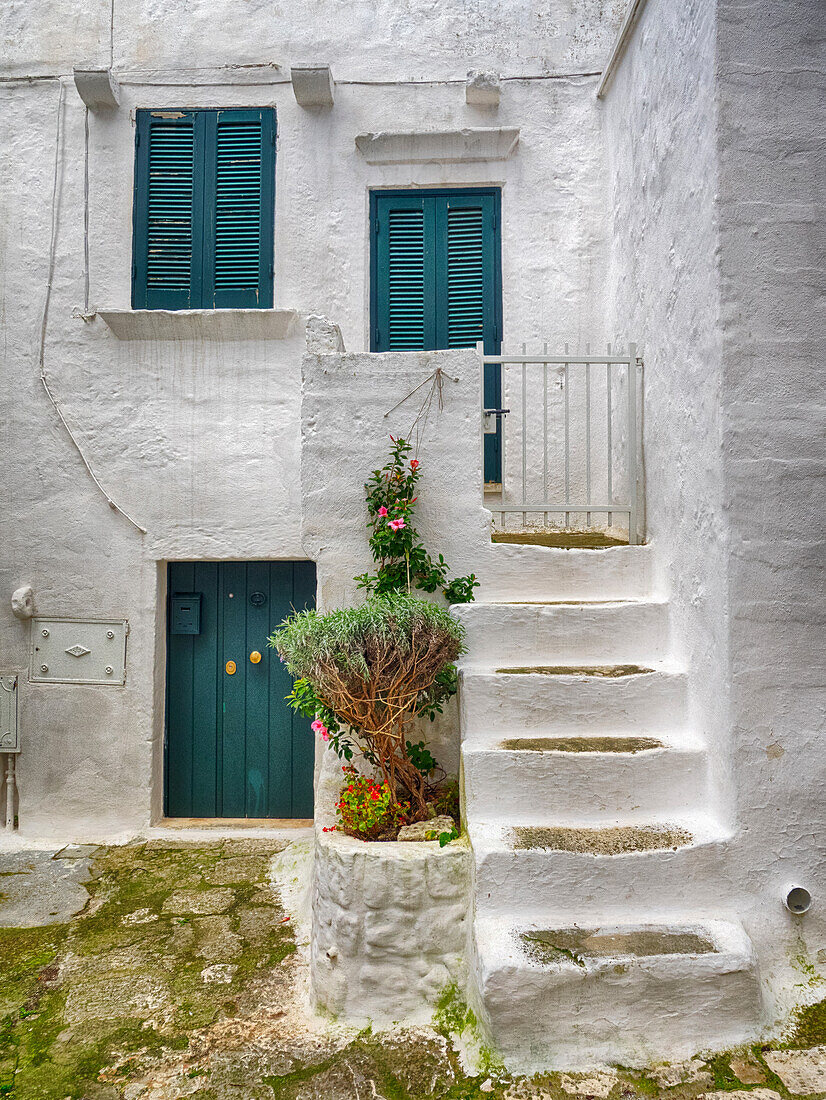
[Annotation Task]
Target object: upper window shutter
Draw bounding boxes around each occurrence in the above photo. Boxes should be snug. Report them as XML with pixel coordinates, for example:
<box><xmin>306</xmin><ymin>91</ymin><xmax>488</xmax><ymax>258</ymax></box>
<box><xmin>371</xmin><ymin>190</ymin><xmax>499</xmax><ymax>354</ymax></box>
<box><xmin>446</xmin><ymin>204</ymin><xmax>486</xmax><ymax>348</ymax></box>
<box><xmin>373</xmin><ymin>193</ymin><xmax>437</xmax><ymax>350</ymax></box>
<box><xmin>133</xmin><ymin>108</ymin><xmax>275</xmax><ymax>310</ymax></box>
<box><xmin>204</xmin><ymin>108</ymin><xmax>275</xmax><ymax>309</ymax></box>
<box><xmin>133</xmin><ymin>111</ymin><xmax>202</xmax><ymax>310</ymax></box>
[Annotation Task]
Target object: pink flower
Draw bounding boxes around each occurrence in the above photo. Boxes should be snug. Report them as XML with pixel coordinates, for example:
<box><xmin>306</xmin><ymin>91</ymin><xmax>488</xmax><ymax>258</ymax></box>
<box><xmin>389</xmin><ymin>518</ymin><xmax>405</xmax><ymax>531</ymax></box>
<box><xmin>311</xmin><ymin>719</ymin><xmax>326</xmax><ymax>734</ymax></box>
<box><xmin>377</xmin><ymin>506</ymin><xmax>388</xmax><ymax>517</ymax></box>
<box><xmin>321</xmin><ymin>730</ymin><xmax>330</xmax><ymax>742</ymax></box>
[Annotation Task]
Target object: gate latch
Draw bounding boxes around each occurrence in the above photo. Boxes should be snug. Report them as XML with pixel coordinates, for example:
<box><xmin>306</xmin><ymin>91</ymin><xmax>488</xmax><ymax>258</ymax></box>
<box><xmin>483</xmin><ymin>408</ymin><xmax>510</xmax><ymax>434</ymax></box>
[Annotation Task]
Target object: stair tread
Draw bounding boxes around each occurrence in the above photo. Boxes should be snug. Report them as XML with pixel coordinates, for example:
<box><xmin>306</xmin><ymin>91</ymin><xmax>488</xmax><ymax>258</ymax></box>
<box><xmin>462</xmin><ymin>728</ymin><xmax>704</xmax><ymax>752</ymax></box>
<box><xmin>476</xmin><ymin>915</ymin><xmax>755</xmax><ymax>971</ymax></box>
<box><xmin>470</xmin><ymin>814</ymin><xmax>729</xmax><ymax>854</ymax></box>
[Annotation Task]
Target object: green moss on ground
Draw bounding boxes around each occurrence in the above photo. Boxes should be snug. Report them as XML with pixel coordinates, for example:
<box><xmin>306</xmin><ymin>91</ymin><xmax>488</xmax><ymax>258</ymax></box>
<box><xmin>0</xmin><ymin>839</ymin><xmax>292</xmax><ymax>1099</ymax></box>
<box><xmin>2</xmin><ymin>841</ymin><xmax>824</xmax><ymax>1100</ymax></box>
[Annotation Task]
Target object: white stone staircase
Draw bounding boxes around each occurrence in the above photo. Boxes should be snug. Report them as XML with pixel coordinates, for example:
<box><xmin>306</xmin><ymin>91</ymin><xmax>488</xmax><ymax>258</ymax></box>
<box><xmin>452</xmin><ymin>543</ymin><xmax>761</xmax><ymax>1071</ymax></box>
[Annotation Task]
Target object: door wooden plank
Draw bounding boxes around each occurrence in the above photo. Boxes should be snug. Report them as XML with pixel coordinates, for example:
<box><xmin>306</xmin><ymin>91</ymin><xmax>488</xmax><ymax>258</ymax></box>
<box><xmin>290</xmin><ymin>561</ymin><xmax>317</xmax><ymax>818</ymax></box>
<box><xmin>267</xmin><ymin>561</ymin><xmax>295</xmax><ymax>816</ymax></box>
<box><xmin>190</xmin><ymin>562</ymin><xmax>219</xmax><ymax>815</ymax></box>
<box><xmin>220</xmin><ymin>561</ymin><xmax>247</xmax><ymax>817</ymax></box>
<box><xmin>166</xmin><ymin>562</ymin><xmax>195</xmax><ymax>816</ymax></box>
<box><xmin>245</xmin><ymin>561</ymin><xmax>271</xmax><ymax>817</ymax></box>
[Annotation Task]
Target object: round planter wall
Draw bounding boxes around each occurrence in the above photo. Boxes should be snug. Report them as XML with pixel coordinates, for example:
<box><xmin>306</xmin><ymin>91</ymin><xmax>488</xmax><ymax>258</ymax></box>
<box><xmin>311</xmin><ymin>753</ymin><xmax>471</xmax><ymax>1024</ymax></box>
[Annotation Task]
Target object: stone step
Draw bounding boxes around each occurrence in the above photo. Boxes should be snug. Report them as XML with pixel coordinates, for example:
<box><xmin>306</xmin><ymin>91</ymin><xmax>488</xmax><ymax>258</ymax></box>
<box><xmin>469</xmin><ymin>915</ymin><xmax>760</xmax><ymax>1071</ymax></box>
<box><xmin>459</xmin><ymin>664</ymin><xmax>688</xmax><ymax>739</ymax></box>
<box><xmin>468</xmin><ymin>814</ymin><xmax>732</xmax><ymax>918</ymax></box>
<box><xmin>473</xmin><ymin>544</ymin><xmax>656</xmax><ymax>603</ymax></box>
<box><xmin>461</xmin><ymin>731</ymin><xmax>707</xmax><ymax>823</ymax></box>
<box><xmin>452</xmin><ymin>598</ymin><xmax>669</xmax><ymax>667</ymax></box>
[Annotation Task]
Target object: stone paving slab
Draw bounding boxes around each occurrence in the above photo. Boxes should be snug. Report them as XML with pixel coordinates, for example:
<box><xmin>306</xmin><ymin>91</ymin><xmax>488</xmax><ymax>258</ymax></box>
<box><xmin>0</xmin><ymin>849</ymin><xmax>91</xmax><ymax>926</ymax></box>
<box><xmin>764</xmin><ymin>1047</ymin><xmax>826</xmax><ymax>1095</ymax></box>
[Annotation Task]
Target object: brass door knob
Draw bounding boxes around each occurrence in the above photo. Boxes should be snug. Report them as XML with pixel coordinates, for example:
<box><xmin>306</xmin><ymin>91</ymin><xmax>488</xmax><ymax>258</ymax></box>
<box><xmin>249</xmin><ymin>650</ymin><xmax>262</xmax><ymax>664</ymax></box>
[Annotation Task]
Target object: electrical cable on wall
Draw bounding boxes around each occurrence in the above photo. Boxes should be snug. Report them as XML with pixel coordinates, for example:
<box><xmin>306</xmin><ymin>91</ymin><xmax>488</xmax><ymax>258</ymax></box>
<box><xmin>38</xmin><ymin>80</ymin><xmax>147</xmax><ymax>535</ymax></box>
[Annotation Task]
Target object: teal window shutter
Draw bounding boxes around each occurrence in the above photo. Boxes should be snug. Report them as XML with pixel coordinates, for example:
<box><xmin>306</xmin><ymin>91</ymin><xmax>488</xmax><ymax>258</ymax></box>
<box><xmin>133</xmin><ymin>108</ymin><xmax>275</xmax><ymax>309</ymax></box>
<box><xmin>371</xmin><ymin>189</ymin><xmax>500</xmax><ymax>354</ymax></box>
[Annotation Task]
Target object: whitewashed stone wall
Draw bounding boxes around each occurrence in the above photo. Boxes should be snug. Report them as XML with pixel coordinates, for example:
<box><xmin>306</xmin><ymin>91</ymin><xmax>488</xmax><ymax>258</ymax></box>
<box><xmin>311</xmin><ymin>754</ymin><xmax>471</xmax><ymax>1022</ymax></box>
<box><xmin>603</xmin><ymin>0</ymin><xmax>825</xmax><ymax>1027</ymax></box>
<box><xmin>0</xmin><ymin>0</ymin><xmax>624</xmax><ymax>837</ymax></box>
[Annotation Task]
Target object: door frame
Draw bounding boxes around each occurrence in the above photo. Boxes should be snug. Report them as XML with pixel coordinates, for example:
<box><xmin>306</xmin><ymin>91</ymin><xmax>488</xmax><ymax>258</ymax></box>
<box><xmin>162</xmin><ymin>559</ymin><xmax>316</xmax><ymax>821</ymax></box>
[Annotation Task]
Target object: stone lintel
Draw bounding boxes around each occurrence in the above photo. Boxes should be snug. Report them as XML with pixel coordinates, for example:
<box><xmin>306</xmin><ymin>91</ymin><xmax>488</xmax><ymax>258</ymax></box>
<box><xmin>355</xmin><ymin>127</ymin><xmax>519</xmax><ymax>164</ymax></box>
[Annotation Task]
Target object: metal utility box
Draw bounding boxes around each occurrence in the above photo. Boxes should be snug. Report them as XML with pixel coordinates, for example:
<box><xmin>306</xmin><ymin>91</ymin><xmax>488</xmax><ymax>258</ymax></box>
<box><xmin>0</xmin><ymin>674</ymin><xmax>19</xmax><ymax>752</ymax></box>
<box><xmin>29</xmin><ymin>618</ymin><xmax>128</xmax><ymax>685</ymax></box>
<box><xmin>171</xmin><ymin>593</ymin><xmax>202</xmax><ymax>635</ymax></box>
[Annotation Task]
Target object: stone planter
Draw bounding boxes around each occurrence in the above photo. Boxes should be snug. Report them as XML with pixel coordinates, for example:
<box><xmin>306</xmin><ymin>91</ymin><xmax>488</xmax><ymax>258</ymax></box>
<box><xmin>310</xmin><ymin>752</ymin><xmax>471</xmax><ymax>1023</ymax></box>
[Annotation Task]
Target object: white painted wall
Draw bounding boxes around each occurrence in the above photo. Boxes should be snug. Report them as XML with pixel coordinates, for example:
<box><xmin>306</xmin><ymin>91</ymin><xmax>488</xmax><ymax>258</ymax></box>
<box><xmin>0</xmin><ymin>0</ymin><xmax>624</xmax><ymax>834</ymax></box>
<box><xmin>603</xmin><ymin>0</ymin><xmax>825</xmax><ymax>1027</ymax></box>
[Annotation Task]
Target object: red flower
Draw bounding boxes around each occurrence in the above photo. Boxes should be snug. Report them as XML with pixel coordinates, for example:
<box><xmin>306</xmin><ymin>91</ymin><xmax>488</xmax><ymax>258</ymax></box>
<box><xmin>410</xmin><ymin>459</ymin><xmax>420</xmax><ymax>470</ymax></box>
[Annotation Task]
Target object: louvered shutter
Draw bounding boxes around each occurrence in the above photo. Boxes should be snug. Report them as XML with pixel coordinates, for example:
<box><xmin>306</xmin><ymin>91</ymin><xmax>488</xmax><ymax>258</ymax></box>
<box><xmin>133</xmin><ymin>108</ymin><xmax>275</xmax><ymax>310</ymax></box>
<box><xmin>373</xmin><ymin>193</ymin><xmax>436</xmax><ymax>350</ymax></box>
<box><xmin>446</xmin><ymin>205</ymin><xmax>485</xmax><ymax>348</ymax></box>
<box><xmin>205</xmin><ymin>108</ymin><xmax>275</xmax><ymax>308</ymax></box>
<box><xmin>372</xmin><ymin>190</ymin><xmax>499</xmax><ymax>354</ymax></box>
<box><xmin>133</xmin><ymin>111</ymin><xmax>201</xmax><ymax>309</ymax></box>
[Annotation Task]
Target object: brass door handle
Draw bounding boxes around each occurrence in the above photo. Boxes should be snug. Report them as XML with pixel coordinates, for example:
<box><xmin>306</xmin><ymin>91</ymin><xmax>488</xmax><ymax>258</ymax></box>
<box><xmin>249</xmin><ymin>651</ymin><xmax>262</xmax><ymax>664</ymax></box>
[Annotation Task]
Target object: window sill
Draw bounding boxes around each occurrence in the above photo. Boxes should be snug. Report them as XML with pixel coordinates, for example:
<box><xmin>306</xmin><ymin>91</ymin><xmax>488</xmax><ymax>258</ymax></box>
<box><xmin>96</xmin><ymin>309</ymin><xmax>299</xmax><ymax>342</ymax></box>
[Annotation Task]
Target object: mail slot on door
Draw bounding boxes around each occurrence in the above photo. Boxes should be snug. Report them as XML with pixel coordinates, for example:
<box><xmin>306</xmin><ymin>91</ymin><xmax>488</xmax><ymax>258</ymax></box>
<box><xmin>171</xmin><ymin>594</ymin><xmax>202</xmax><ymax>635</ymax></box>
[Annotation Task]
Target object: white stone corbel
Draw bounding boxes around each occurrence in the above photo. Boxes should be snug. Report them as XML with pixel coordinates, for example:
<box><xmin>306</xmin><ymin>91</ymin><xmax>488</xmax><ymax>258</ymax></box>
<box><xmin>466</xmin><ymin>71</ymin><xmax>501</xmax><ymax>108</ymax></box>
<box><xmin>290</xmin><ymin>65</ymin><xmax>335</xmax><ymax>108</ymax></box>
<box><xmin>73</xmin><ymin>68</ymin><xmax>121</xmax><ymax>110</ymax></box>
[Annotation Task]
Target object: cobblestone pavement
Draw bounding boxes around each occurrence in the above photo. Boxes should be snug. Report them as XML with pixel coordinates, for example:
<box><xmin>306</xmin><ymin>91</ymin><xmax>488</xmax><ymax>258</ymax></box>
<box><xmin>0</xmin><ymin>840</ymin><xmax>823</xmax><ymax>1099</ymax></box>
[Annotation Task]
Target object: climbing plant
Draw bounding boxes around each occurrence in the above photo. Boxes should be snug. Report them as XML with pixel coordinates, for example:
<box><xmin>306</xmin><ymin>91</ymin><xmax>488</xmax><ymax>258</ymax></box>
<box><xmin>354</xmin><ymin>436</ymin><xmax>479</xmax><ymax>603</ymax></box>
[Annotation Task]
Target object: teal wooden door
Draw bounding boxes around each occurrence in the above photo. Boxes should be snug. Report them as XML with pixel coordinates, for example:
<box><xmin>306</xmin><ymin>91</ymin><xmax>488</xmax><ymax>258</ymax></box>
<box><xmin>370</xmin><ymin>188</ymin><xmax>502</xmax><ymax>482</ymax></box>
<box><xmin>165</xmin><ymin>561</ymin><xmax>315</xmax><ymax>819</ymax></box>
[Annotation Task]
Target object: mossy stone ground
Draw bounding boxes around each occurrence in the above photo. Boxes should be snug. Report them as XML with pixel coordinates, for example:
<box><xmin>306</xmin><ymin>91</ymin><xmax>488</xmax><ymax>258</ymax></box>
<box><xmin>0</xmin><ymin>840</ymin><xmax>823</xmax><ymax>1100</ymax></box>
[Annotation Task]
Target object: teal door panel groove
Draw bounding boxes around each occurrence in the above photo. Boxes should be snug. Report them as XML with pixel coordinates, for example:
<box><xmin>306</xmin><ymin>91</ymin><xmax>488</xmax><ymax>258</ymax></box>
<box><xmin>370</xmin><ymin>188</ymin><xmax>502</xmax><ymax>482</ymax></box>
<box><xmin>165</xmin><ymin>561</ymin><xmax>315</xmax><ymax>819</ymax></box>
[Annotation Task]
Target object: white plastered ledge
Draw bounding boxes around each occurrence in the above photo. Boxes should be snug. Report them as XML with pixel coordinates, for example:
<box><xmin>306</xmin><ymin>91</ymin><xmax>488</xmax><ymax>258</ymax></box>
<box><xmin>96</xmin><ymin>309</ymin><xmax>300</xmax><ymax>341</ymax></box>
<box><xmin>354</xmin><ymin>127</ymin><xmax>519</xmax><ymax>164</ymax></box>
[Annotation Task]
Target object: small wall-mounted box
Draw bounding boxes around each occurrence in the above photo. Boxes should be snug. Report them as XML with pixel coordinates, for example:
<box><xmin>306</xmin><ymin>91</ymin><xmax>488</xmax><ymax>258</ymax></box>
<box><xmin>171</xmin><ymin>594</ymin><xmax>202</xmax><ymax>635</ymax></box>
<box><xmin>0</xmin><ymin>674</ymin><xmax>19</xmax><ymax>753</ymax></box>
<box><xmin>29</xmin><ymin>618</ymin><xmax>128</xmax><ymax>685</ymax></box>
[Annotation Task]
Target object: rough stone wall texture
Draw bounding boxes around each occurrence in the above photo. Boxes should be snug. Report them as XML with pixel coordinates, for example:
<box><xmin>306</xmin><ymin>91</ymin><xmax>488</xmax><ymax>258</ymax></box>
<box><xmin>0</xmin><ymin>1</ymin><xmax>624</xmax><ymax>836</ymax></box>
<box><xmin>715</xmin><ymin>0</ymin><xmax>826</xmax><ymax>1019</ymax></box>
<box><xmin>311</xmin><ymin>754</ymin><xmax>472</xmax><ymax>1023</ymax></box>
<box><xmin>604</xmin><ymin>0</ymin><xmax>825</xmax><ymax>1023</ymax></box>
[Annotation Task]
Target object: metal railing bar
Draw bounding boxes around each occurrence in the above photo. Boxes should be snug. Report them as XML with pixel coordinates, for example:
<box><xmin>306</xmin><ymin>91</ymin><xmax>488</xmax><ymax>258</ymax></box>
<box><xmin>521</xmin><ymin>342</ymin><xmax>527</xmax><ymax>528</ymax></box>
<box><xmin>543</xmin><ymin>341</ymin><xmax>548</xmax><ymax>527</ymax></box>
<box><xmin>607</xmin><ymin>348</ymin><xmax>613</xmax><ymax>528</ymax></box>
<box><xmin>564</xmin><ymin>343</ymin><xmax>570</xmax><ymax>527</ymax></box>
<box><xmin>496</xmin><ymin>504</ymin><xmax>632</xmax><ymax>514</ymax></box>
<box><xmin>585</xmin><ymin>341</ymin><xmax>591</xmax><ymax>528</ymax></box>
<box><xmin>627</xmin><ymin>343</ymin><xmax>638</xmax><ymax>545</ymax></box>
<box><xmin>482</xmin><ymin>355</ymin><xmax>633</xmax><ymax>365</ymax></box>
